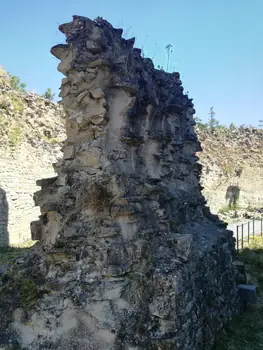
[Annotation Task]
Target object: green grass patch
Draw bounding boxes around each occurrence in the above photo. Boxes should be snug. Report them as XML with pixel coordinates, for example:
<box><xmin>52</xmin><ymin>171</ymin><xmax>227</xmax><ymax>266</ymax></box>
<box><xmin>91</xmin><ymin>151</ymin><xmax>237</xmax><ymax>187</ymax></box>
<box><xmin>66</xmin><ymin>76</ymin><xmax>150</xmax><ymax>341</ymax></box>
<box><xmin>219</xmin><ymin>204</ymin><xmax>242</xmax><ymax>214</ymax></box>
<box><xmin>214</xmin><ymin>237</ymin><xmax>263</xmax><ymax>350</ymax></box>
<box><xmin>215</xmin><ymin>307</ymin><xmax>263</xmax><ymax>350</ymax></box>
<box><xmin>0</xmin><ymin>240</ymin><xmax>36</xmax><ymax>266</ymax></box>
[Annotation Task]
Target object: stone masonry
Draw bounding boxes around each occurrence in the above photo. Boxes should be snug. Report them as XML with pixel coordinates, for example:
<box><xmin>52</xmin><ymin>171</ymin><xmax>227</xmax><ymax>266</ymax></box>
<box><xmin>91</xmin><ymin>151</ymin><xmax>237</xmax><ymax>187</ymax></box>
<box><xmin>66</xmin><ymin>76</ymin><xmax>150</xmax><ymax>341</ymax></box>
<box><xmin>0</xmin><ymin>143</ymin><xmax>61</xmax><ymax>246</ymax></box>
<box><xmin>0</xmin><ymin>16</ymin><xmax>241</xmax><ymax>350</ymax></box>
<box><xmin>1</xmin><ymin>79</ymin><xmax>263</xmax><ymax>247</ymax></box>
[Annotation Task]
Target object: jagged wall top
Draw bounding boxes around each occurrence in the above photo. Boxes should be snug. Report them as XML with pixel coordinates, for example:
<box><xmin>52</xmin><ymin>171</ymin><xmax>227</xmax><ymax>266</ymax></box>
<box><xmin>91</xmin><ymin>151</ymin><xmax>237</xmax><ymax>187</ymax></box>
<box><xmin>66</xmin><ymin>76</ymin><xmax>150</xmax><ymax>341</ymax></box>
<box><xmin>51</xmin><ymin>15</ymin><xmax>196</xmax><ymax>123</ymax></box>
<box><xmin>45</xmin><ymin>15</ymin><xmax>218</xmax><ymax>249</ymax></box>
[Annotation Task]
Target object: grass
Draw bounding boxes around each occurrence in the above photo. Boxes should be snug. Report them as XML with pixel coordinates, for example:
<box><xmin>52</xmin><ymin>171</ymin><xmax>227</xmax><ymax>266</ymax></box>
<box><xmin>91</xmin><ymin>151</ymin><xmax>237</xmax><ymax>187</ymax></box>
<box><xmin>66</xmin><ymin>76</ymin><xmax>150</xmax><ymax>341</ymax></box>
<box><xmin>19</xmin><ymin>278</ymin><xmax>38</xmax><ymax>307</ymax></box>
<box><xmin>10</xmin><ymin>95</ymin><xmax>24</xmax><ymax>113</ymax></box>
<box><xmin>221</xmin><ymin>163</ymin><xmax>236</xmax><ymax>176</ymax></box>
<box><xmin>219</xmin><ymin>204</ymin><xmax>242</xmax><ymax>214</ymax></box>
<box><xmin>8</xmin><ymin>126</ymin><xmax>23</xmax><ymax>148</ymax></box>
<box><xmin>214</xmin><ymin>236</ymin><xmax>263</xmax><ymax>350</ymax></box>
<box><xmin>43</xmin><ymin>135</ymin><xmax>62</xmax><ymax>144</ymax></box>
<box><xmin>0</xmin><ymin>240</ymin><xmax>36</xmax><ymax>266</ymax></box>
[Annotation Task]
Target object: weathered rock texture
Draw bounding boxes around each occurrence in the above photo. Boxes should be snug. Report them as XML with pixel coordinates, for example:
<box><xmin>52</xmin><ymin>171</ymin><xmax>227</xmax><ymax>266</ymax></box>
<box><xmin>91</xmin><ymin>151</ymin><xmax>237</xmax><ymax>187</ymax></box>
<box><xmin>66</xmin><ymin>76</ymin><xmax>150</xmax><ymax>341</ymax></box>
<box><xmin>0</xmin><ymin>16</ymin><xmax>241</xmax><ymax>350</ymax></box>
<box><xmin>197</xmin><ymin>127</ymin><xmax>263</xmax><ymax>214</ymax></box>
<box><xmin>0</xmin><ymin>78</ymin><xmax>65</xmax><ymax>246</ymax></box>
<box><xmin>1</xmin><ymin>67</ymin><xmax>262</xmax><ymax>247</ymax></box>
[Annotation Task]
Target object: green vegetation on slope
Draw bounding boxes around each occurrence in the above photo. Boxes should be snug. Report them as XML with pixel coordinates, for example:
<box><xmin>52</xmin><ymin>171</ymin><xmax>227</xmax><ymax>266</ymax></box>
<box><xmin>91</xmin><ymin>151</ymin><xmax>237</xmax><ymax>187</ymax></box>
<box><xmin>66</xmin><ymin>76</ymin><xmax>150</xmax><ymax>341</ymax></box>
<box><xmin>0</xmin><ymin>66</ymin><xmax>64</xmax><ymax>150</ymax></box>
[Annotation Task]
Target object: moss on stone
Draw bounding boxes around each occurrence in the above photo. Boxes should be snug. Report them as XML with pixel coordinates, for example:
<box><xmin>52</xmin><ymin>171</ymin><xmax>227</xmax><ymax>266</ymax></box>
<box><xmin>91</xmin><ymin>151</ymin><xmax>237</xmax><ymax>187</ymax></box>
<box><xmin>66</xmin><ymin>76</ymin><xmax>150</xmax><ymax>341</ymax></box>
<box><xmin>19</xmin><ymin>278</ymin><xmax>38</xmax><ymax>307</ymax></box>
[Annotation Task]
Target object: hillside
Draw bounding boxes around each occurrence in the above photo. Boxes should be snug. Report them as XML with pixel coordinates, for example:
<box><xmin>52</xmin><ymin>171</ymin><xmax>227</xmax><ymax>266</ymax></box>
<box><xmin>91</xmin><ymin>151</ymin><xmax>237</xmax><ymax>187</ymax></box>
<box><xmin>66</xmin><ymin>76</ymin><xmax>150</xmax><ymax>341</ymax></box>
<box><xmin>0</xmin><ymin>66</ymin><xmax>262</xmax><ymax>245</ymax></box>
<box><xmin>0</xmin><ymin>67</ymin><xmax>65</xmax><ymax>149</ymax></box>
<box><xmin>197</xmin><ymin>126</ymin><xmax>263</xmax><ymax>216</ymax></box>
<box><xmin>0</xmin><ymin>68</ymin><xmax>65</xmax><ymax>245</ymax></box>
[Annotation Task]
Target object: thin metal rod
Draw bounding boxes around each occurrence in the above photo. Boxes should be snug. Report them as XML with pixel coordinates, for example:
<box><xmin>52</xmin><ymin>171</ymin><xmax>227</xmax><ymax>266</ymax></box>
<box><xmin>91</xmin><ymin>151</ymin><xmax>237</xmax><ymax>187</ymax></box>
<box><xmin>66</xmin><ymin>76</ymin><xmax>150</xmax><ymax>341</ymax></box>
<box><xmin>237</xmin><ymin>225</ymin><xmax>239</xmax><ymax>253</ymax></box>
<box><xmin>242</xmin><ymin>224</ymin><xmax>244</xmax><ymax>250</ymax></box>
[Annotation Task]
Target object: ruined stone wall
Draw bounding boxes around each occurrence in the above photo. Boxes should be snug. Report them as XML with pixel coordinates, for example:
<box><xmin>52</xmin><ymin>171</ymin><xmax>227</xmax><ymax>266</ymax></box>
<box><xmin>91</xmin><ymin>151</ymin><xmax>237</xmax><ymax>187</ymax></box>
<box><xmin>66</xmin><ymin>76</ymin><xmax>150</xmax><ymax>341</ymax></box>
<box><xmin>1</xmin><ymin>76</ymin><xmax>262</xmax><ymax>248</ymax></box>
<box><xmin>197</xmin><ymin>127</ymin><xmax>263</xmax><ymax>213</ymax></box>
<box><xmin>0</xmin><ymin>16</ymin><xmax>241</xmax><ymax>350</ymax></box>
<box><xmin>0</xmin><ymin>84</ymin><xmax>65</xmax><ymax>246</ymax></box>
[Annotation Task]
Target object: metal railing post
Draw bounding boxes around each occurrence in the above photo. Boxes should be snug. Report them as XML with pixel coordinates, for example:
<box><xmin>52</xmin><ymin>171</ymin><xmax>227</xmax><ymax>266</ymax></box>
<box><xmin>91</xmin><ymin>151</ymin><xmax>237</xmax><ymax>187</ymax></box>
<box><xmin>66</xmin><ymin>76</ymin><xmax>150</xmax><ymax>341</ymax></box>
<box><xmin>236</xmin><ymin>225</ymin><xmax>239</xmax><ymax>253</ymax></box>
<box><xmin>241</xmin><ymin>224</ymin><xmax>244</xmax><ymax>250</ymax></box>
<box><xmin>248</xmin><ymin>221</ymin><xmax>250</xmax><ymax>244</ymax></box>
<box><xmin>253</xmin><ymin>219</ymin><xmax>255</xmax><ymax>238</ymax></box>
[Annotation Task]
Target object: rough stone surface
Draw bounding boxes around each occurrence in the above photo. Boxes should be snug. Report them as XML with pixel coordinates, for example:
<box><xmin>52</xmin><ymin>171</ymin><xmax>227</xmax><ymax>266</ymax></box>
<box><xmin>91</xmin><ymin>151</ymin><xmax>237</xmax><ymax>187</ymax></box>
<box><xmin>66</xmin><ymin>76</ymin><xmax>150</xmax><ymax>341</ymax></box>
<box><xmin>0</xmin><ymin>82</ymin><xmax>65</xmax><ymax>246</ymax></box>
<box><xmin>1</xmin><ymin>77</ymin><xmax>263</xmax><ymax>245</ymax></box>
<box><xmin>197</xmin><ymin>127</ymin><xmax>263</xmax><ymax>214</ymax></box>
<box><xmin>0</xmin><ymin>16</ymin><xmax>241</xmax><ymax>350</ymax></box>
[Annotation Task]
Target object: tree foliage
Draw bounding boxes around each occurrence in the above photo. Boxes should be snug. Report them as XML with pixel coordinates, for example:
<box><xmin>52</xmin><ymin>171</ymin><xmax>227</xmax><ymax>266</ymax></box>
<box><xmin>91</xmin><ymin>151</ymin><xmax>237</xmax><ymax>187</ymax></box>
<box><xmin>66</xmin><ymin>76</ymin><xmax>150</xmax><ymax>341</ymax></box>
<box><xmin>9</xmin><ymin>74</ymin><xmax>26</xmax><ymax>93</ymax></box>
<box><xmin>194</xmin><ymin>116</ymin><xmax>208</xmax><ymax>130</ymax></box>
<box><xmin>42</xmin><ymin>88</ymin><xmax>55</xmax><ymax>101</ymax></box>
<box><xmin>208</xmin><ymin>106</ymin><xmax>219</xmax><ymax>130</ymax></box>
<box><xmin>194</xmin><ymin>107</ymin><xmax>239</xmax><ymax>135</ymax></box>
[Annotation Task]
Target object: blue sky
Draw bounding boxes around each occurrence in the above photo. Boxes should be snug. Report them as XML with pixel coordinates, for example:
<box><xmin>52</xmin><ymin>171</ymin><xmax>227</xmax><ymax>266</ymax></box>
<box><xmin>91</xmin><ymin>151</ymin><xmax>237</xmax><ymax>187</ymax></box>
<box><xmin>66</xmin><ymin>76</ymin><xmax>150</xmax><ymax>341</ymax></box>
<box><xmin>0</xmin><ymin>0</ymin><xmax>262</xmax><ymax>126</ymax></box>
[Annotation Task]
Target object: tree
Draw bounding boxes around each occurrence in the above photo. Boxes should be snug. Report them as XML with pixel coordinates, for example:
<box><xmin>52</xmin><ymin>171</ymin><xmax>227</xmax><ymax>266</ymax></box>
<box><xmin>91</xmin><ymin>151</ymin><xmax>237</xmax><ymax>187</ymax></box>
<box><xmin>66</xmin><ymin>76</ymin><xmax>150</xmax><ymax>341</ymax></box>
<box><xmin>194</xmin><ymin>115</ymin><xmax>208</xmax><ymax>130</ymax></box>
<box><xmin>208</xmin><ymin>107</ymin><xmax>219</xmax><ymax>130</ymax></box>
<box><xmin>43</xmin><ymin>88</ymin><xmax>55</xmax><ymax>101</ymax></box>
<box><xmin>9</xmin><ymin>75</ymin><xmax>26</xmax><ymax>93</ymax></box>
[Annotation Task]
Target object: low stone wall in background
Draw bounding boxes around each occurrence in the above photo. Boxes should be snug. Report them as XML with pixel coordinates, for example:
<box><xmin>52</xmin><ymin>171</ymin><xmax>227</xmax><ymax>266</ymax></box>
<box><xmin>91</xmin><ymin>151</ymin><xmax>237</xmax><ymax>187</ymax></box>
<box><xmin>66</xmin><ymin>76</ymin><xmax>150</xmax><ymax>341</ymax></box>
<box><xmin>0</xmin><ymin>145</ymin><xmax>60</xmax><ymax>246</ymax></box>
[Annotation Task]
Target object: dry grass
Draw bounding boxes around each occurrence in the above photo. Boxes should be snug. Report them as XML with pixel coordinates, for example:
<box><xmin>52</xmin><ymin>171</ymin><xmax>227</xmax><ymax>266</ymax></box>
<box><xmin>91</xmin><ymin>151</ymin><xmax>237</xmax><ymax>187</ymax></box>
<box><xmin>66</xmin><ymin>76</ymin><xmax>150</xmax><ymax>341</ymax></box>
<box><xmin>0</xmin><ymin>66</ymin><xmax>11</xmax><ymax>87</ymax></box>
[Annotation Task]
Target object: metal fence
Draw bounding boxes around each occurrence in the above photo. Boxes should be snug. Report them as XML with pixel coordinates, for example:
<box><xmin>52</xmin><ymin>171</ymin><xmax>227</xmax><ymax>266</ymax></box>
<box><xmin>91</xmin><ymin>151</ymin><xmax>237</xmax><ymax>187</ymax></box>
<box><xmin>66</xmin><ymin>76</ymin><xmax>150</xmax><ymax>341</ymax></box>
<box><xmin>236</xmin><ymin>218</ymin><xmax>263</xmax><ymax>252</ymax></box>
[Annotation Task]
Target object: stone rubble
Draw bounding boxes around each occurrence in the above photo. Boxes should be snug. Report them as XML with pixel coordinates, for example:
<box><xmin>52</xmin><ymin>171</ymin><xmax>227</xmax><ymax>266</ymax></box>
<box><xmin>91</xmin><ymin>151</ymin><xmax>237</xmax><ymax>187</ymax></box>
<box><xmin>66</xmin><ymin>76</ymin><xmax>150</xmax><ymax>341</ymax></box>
<box><xmin>219</xmin><ymin>207</ymin><xmax>263</xmax><ymax>222</ymax></box>
<box><xmin>0</xmin><ymin>16</ymin><xmax>242</xmax><ymax>350</ymax></box>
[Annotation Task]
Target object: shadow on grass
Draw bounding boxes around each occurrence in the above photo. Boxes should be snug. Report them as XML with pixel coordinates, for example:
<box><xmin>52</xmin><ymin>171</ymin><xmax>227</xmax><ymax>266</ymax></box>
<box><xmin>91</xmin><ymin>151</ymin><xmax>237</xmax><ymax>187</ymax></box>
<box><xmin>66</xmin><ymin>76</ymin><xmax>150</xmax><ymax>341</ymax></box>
<box><xmin>214</xmin><ymin>239</ymin><xmax>263</xmax><ymax>350</ymax></box>
<box><xmin>215</xmin><ymin>306</ymin><xmax>263</xmax><ymax>350</ymax></box>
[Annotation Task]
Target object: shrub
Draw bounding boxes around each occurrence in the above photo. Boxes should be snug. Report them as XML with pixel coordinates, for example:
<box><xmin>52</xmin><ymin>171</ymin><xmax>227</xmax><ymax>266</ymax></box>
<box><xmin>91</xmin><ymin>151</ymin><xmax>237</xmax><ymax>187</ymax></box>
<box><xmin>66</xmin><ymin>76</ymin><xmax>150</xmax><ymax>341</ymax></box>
<box><xmin>194</xmin><ymin>116</ymin><xmax>208</xmax><ymax>130</ymax></box>
<box><xmin>43</xmin><ymin>88</ymin><xmax>55</xmax><ymax>101</ymax></box>
<box><xmin>10</xmin><ymin>75</ymin><xmax>26</xmax><ymax>93</ymax></box>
